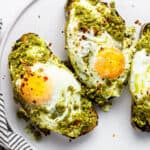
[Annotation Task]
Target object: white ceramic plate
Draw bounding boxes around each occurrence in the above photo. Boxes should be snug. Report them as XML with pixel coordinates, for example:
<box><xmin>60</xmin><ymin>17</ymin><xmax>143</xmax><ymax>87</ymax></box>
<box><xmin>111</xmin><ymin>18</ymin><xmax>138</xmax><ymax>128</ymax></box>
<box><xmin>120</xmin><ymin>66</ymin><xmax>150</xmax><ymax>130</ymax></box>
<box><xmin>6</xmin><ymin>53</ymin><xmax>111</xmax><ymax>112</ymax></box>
<box><xmin>1</xmin><ymin>0</ymin><xmax>150</xmax><ymax>150</ymax></box>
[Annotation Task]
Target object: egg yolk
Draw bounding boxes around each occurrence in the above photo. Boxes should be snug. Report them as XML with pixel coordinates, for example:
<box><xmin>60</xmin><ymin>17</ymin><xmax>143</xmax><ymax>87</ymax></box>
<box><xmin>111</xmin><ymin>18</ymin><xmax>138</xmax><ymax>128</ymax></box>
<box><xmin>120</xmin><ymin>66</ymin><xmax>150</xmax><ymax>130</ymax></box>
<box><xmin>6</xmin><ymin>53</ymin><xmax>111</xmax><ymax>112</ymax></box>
<box><xmin>21</xmin><ymin>74</ymin><xmax>52</xmax><ymax>105</ymax></box>
<box><xmin>94</xmin><ymin>48</ymin><xmax>125</xmax><ymax>79</ymax></box>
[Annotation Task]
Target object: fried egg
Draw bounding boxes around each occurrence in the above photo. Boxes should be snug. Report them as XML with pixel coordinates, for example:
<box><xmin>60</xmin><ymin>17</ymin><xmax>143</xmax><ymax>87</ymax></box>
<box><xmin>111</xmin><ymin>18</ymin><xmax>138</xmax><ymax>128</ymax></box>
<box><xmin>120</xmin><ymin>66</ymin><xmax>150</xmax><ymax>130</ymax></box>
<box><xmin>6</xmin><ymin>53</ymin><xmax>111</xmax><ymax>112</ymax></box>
<box><xmin>65</xmin><ymin>0</ymin><xmax>135</xmax><ymax>110</ymax></box>
<box><xmin>130</xmin><ymin>24</ymin><xmax>150</xmax><ymax>131</ymax></box>
<box><xmin>9</xmin><ymin>33</ymin><xmax>98</xmax><ymax>138</ymax></box>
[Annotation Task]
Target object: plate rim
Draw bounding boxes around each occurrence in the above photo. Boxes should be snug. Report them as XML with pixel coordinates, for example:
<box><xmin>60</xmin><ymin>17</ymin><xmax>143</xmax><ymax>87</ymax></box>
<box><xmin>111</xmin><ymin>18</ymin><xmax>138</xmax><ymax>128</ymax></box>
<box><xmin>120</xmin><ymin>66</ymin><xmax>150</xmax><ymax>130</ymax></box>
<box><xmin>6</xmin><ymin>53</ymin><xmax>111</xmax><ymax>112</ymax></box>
<box><xmin>0</xmin><ymin>0</ymin><xmax>38</xmax><ymax>149</ymax></box>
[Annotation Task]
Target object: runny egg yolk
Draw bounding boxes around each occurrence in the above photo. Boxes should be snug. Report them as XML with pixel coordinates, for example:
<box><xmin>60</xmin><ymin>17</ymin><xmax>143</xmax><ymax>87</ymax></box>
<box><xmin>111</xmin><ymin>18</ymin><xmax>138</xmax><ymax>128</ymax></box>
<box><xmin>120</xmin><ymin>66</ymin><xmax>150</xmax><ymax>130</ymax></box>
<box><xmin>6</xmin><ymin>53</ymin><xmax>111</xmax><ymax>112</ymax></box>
<box><xmin>94</xmin><ymin>48</ymin><xmax>125</xmax><ymax>79</ymax></box>
<box><xmin>21</xmin><ymin>74</ymin><xmax>52</xmax><ymax>105</ymax></box>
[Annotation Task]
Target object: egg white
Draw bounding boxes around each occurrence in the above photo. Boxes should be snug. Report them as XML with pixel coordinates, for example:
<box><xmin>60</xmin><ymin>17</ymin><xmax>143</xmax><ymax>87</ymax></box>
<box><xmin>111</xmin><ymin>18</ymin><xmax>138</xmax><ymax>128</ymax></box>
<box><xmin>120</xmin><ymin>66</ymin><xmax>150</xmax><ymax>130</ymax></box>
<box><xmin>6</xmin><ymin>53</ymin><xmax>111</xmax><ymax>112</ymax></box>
<box><xmin>130</xmin><ymin>49</ymin><xmax>150</xmax><ymax>100</ymax></box>
<box><xmin>16</xmin><ymin>62</ymin><xmax>82</xmax><ymax>127</ymax></box>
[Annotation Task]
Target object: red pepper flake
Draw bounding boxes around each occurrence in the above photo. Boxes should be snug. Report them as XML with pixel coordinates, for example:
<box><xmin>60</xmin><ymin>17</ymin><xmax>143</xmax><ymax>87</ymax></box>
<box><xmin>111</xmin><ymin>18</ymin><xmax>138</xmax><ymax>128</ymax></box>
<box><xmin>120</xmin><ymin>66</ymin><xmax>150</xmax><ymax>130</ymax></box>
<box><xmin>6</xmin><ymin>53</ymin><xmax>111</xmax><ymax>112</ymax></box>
<box><xmin>134</xmin><ymin>19</ymin><xmax>142</xmax><ymax>26</ymax></box>
<box><xmin>48</xmin><ymin>42</ymin><xmax>52</xmax><ymax>47</ymax></box>
<box><xmin>21</xmin><ymin>74</ymin><xmax>24</xmax><ymax>78</ymax></box>
<box><xmin>80</xmin><ymin>27</ymin><xmax>88</xmax><ymax>33</ymax></box>
<box><xmin>100</xmin><ymin>47</ymin><xmax>104</xmax><ymax>51</ymax></box>
<box><xmin>24</xmin><ymin>78</ymin><xmax>28</xmax><ymax>81</ymax></box>
<box><xmin>21</xmin><ymin>83</ymin><xmax>25</xmax><ymax>87</ymax></box>
<box><xmin>43</xmin><ymin>76</ymin><xmax>48</xmax><ymax>81</ymax></box>
<box><xmin>82</xmin><ymin>35</ymin><xmax>87</xmax><ymax>40</ymax></box>
<box><xmin>74</xmin><ymin>120</ymin><xmax>81</xmax><ymax>125</ymax></box>
<box><xmin>102</xmin><ymin>2</ymin><xmax>108</xmax><ymax>6</ymax></box>
<box><xmin>93</xmin><ymin>28</ymin><xmax>99</xmax><ymax>36</ymax></box>
<box><xmin>32</xmin><ymin>100</ymin><xmax>37</xmax><ymax>104</ymax></box>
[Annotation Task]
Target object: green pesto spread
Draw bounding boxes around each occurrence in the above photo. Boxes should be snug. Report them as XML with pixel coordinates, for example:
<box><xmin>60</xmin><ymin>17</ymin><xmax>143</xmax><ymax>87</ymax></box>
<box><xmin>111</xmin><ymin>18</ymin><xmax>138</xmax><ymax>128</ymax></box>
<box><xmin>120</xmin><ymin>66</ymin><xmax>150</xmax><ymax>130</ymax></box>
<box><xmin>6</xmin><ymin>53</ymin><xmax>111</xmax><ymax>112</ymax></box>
<box><xmin>132</xmin><ymin>104</ymin><xmax>150</xmax><ymax>128</ymax></box>
<box><xmin>74</xmin><ymin>1</ymin><xmax>125</xmax><ymax>41</ymax></box>
<box><xmin>136</xmin><ymin>24</ymin><xmax>150</xmax><ymax>51</ymax></box>
<box><xmin>9</xmin><ymin>33</ymin><xmax>65</xmax><ymax>82</ymax></box>
<box><xmin>10</xmin><ymin>33</ymin><xmax>97</xmax><ymax>138</ymax></box>
<box><xmin>17</xmin><ymin>86</ymin><xmax>97</xmax><ymax>138</ymax></box>
<box><xmin>9</xmin><ymin>34</ymin><xmax>50</xmax><ymax>81</ymax></box>
<box><xmin>56</xmin><ymin>98</ymin><xmax>97</xmax><ymax>138</ymax></box>
<box><xmin>87</xmin><ymin>0</ymin><xmax>99</xmax><ymax>6</ymax></box>
<box><xmin>27</xmin><ymin>86</ymin><xmax>97</xmax><ymax>138</ymax></box>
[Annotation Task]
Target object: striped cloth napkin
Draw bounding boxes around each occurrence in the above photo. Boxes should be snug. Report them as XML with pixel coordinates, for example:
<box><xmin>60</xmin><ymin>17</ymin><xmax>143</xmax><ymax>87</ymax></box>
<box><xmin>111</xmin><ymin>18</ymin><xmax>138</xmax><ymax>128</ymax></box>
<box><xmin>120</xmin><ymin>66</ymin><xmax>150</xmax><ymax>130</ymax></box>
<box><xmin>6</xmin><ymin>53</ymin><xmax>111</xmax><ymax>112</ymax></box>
<box><xmin>0</xmin><ymin>94</ymin><xmax>34</xmax><ymax>150</ymax></box>
<box><xmin>0</xmin><ymin>20</ymin><xmax>34</xmax><ymax>150</ymax></box>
